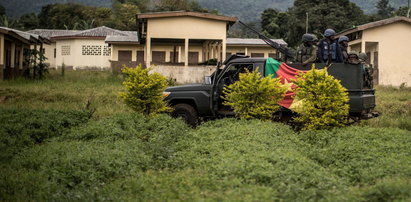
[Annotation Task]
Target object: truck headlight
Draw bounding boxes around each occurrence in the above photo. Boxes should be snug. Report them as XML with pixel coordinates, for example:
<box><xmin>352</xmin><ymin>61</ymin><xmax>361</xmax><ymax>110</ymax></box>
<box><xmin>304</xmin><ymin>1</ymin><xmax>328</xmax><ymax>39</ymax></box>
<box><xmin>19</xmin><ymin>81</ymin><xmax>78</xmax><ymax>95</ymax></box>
<box><xmin>163</xmin><ymin>92</ymin><xmax>171</xmax><ymax>98</ymax></box>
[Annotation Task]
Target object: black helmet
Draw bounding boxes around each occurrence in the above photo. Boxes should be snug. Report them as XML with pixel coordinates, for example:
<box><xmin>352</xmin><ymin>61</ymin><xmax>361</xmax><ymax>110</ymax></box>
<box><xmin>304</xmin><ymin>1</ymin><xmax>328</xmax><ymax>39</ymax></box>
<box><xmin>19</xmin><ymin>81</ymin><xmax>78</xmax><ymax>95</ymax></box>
<box><xmin>302</xmin><ymin>33</ymin><xmax>315</xmax><ymax>42</ymax></box>
<box><xmin>338</xmin><ymin>36</ymin><xmax>349</xmax><ymax>43</ymax></box>
<box><xmin>324</xmin><ymin>29</ymin><xmax>336</xmax><ymax>37</ymax></box>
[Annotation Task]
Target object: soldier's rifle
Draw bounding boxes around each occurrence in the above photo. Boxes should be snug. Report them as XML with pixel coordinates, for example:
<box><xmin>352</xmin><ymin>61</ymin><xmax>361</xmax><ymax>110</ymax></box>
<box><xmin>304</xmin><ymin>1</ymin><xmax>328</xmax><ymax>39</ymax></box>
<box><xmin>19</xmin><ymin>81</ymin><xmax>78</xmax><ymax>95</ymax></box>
<box><xmin>238</xmin><ymin>21</ymin><xmax>294</xmax><ymax>61</ymax></box>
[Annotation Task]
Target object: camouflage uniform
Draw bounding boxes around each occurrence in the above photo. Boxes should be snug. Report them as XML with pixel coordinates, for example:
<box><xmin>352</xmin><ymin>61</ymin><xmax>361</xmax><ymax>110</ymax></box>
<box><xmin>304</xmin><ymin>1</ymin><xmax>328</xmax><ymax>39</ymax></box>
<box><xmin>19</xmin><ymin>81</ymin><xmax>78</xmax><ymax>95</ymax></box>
<box><xmin>359</xmin><ymin>52</ymin><xmax>374</xmax><ymax>88</ymax></box>
<box><xmin>296</xmin><ymin>34</ymin><xmax>318</xmax><ymax>64</ymax></box>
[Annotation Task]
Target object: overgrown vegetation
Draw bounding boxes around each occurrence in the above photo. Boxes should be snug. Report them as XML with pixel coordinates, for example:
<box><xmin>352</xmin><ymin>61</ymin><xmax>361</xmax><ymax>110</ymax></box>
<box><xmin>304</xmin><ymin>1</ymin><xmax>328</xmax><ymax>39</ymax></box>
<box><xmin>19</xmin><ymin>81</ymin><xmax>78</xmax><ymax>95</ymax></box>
<box><xmin>292</xmin><ymin>67</ymin><xmax>349</xmax><ymax>130</ymax></box>
<box><xmin>222</xmin><ymin>69</ymin><xmax>286</xmax><ymax>120</ymax></box>
<box><xmin>0</xmin><ymin>70</ymin><xmax>410</xmax><ymax>201</ymax></box>
<box><xmin>119</xmin><ymin>66</ymin><xmax>170</xmax><ymax>116</ymax></box>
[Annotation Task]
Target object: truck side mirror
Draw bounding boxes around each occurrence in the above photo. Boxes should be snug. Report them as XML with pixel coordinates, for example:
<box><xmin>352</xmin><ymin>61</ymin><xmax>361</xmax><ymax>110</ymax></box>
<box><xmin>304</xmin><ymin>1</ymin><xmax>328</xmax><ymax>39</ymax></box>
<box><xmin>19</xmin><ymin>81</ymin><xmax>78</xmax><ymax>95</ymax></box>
<box><xmin>204</xmin><ymin>76</ymin><xmax>212</xmax><ymax>85</ymax></box>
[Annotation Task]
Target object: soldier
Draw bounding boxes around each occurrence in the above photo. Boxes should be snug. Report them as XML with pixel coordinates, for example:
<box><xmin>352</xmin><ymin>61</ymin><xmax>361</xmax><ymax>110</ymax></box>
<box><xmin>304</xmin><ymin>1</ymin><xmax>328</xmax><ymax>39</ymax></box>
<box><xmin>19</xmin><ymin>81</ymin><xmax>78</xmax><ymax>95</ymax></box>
<box><xmin>347</xmin><ymin>51</ymin><xmax>360</xmax><ymax>64</ymax></box>
<box><xmin>359</xmin><ymin>52</ymin><xmax>374</xmax><ymax>88</ymax></box>
<box><xmin>296</xmin><ymin>33</ymin><xmax>318</xmax><ymax>66</ymax></box>
<box><xmin>338</xmin><ymin>36</ymin><xmax>349</xmax><ymax>62</ymax></box>
<box><xmin>317</xmin><ymin>28</ymin><xmax>342</xmax><ymax>64</ymax></box>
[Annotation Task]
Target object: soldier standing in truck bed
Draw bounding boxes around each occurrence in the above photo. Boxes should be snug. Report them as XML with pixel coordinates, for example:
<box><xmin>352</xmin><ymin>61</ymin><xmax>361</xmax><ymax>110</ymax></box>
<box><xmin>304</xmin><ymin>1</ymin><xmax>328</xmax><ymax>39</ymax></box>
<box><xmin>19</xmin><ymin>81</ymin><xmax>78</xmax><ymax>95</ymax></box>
<box><xmin>318</xmin><ymin>29</ymin><xmax>342</xmax><ymax>64</ymax></box>
<box><xmin>338</xmin><ymin>35</ymin><xmax>349</xmax><ymax>62</ymax></box>
<box><xmin>296</xmin><ymin>33</ymin><xmax>318</xmax><ymax>66</ymax></box>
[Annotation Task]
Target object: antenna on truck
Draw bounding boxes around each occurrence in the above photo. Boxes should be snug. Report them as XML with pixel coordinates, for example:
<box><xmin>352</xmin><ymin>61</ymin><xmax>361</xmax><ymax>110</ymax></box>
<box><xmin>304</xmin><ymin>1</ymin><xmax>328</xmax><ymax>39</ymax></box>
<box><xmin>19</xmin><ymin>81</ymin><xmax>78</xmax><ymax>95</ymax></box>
<box><xmin>237</xmin><ymin>21</ymin><xmax>294</xmax><ymax>61</ymax></box>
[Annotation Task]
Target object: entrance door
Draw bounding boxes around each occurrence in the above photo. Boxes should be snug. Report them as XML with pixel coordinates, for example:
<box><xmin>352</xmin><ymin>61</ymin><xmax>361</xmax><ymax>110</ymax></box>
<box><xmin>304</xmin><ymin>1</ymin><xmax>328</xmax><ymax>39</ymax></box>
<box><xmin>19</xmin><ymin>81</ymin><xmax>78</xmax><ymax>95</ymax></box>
<box><xmin>188</xmin><ymin>52</ymin><xmax>199</xmax><ymax>65</ymax></box>
<box><xmin>136</xmin><ymin>51</ymin><xmax>144</xmax><ymax>66</ymax></box>
<box><xmin>118</xmin><ymin>50</ymin><xmax>132</xmax><ymax>61</ymax></box>
<box><xmin>152</xmin><ymin>51</ymin><xmax>166</xmax><ymax>64</ymax></box>
<box><xmin>373</xmin><ymin>51</ymin><xmax>379</xmax><ymax>85</ymax></box>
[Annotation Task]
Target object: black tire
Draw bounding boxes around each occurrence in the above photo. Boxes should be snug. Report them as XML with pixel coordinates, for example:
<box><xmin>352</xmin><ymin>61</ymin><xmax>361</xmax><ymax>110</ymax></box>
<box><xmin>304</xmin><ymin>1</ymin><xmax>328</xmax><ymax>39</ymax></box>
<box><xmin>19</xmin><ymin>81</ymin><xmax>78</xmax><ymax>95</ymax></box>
<box><xmin>171</xmin><ymin>103</ymin><xmax>199</xmax><ymax>127</ymax></box>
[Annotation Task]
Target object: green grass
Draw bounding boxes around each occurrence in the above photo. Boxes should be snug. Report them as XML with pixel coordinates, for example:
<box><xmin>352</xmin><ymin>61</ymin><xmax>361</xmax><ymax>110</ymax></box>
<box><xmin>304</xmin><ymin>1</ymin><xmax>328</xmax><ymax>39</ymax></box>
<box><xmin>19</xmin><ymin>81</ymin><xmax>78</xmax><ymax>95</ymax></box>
<box><xmin>0</xmin><ymin>71</ymin><xmax>410</xmax><ymax>201</ymax></box>
<box><xmin>361</xmin><ymin>86</ymin><xmax>411</xmax><ymax>131</ymax></box>
<box><xmin>0</xmin><ymin>70</ymin><xmax>131</xmax><ymax>119</ymax></box>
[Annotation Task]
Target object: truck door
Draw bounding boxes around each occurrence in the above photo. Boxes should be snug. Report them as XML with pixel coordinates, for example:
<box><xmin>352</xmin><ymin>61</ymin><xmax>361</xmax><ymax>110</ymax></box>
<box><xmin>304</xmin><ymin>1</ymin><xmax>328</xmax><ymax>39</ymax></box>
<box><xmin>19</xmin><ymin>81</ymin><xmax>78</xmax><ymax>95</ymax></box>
<box><xmin>211</xmin><ymin>63</ymin><xmax>254</xmax><ymax>115</ymax></box>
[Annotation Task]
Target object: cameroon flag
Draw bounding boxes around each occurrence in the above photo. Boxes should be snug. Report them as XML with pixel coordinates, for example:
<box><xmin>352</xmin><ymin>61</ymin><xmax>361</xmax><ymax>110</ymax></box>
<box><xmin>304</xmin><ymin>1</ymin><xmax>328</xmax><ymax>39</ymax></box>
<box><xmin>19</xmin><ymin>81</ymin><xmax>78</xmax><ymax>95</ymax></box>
<box><xmin>264</xmin><ymin>58</ymin><xmax>308</xmax><ymax>110</ymax></box>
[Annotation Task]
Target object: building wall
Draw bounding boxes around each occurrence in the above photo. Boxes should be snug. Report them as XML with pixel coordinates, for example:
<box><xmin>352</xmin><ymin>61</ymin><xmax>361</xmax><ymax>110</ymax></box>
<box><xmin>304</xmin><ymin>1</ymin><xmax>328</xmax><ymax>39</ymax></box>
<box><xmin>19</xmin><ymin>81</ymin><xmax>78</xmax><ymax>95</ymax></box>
<box><xmin>111</xmin><ymin>44</ymin><xmax>204</xmax><ymax>64</ymax></box>
<box><xmin>55</xmin><ymin>38</ymin><xmax>111</xmax><ymax>70</ymax></box>
<box><xmin>43</xmin><ymin>43</ymin><xmax>56</xmax><ymax>68</ymax></box>
<box><xmin>147</xmin><ymin>17</ymin><xmax>227</xmax><ymax>40</ymax></box>
<box><xmin>226</xmin><ymin>46</ymin><xmax>278</xmax><ymax>57</ymax></box>
<box><xmin>151</xmin><ymin>65</ymin><xmax>215</xmax><ymax>83</ymax></box>
<box><xmin>361</xmin><ymin>22</ymin><xmax>411</xmax><ymax>86</ymax></box>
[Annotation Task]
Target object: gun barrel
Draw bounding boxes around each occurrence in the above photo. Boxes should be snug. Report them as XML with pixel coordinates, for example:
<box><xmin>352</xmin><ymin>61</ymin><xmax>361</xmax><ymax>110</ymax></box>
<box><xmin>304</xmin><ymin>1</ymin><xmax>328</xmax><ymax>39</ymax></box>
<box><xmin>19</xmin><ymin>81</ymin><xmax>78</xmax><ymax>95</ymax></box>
<box><xmin>238</xmin><ymin>21</ymin><xmax>293</xmax><ymax>59</ymax></box>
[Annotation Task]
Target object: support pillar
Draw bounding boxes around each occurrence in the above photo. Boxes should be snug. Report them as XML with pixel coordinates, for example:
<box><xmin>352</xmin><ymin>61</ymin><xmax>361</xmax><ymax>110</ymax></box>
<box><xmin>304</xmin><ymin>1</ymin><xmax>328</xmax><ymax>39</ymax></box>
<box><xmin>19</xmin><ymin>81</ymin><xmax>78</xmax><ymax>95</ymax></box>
<box><xmin>178</xmin><ymin>46</ymin><xmax>182</xmax><ymax>63</ymax></box>
<box><xmin>245</xmin><ymin>47</ymin><xmax>248</xmax><ymax>56</ymax></box>
<box><xmin>0</xmin><ymin>35</ymin><xmax>4</xmax><ymax>65</ymax></box>
<box><xmin>19</xmin><ymin>46</ymin><xmax>23</xmax><ymax>69</ymax></box>
<box><xmin>10</xmin><ymin>43</ymin><xmax>15</xmax><ymax>68</ymax></box>
<box><xmin>146</xmin><ymin>37</ymin><xmax>151</xmax><ymax>67</ymax></box>
<box><xmin>361</xmin><ymin>40</ymin><xmax>366</xmax><ymax>53</ymax></box>
<box><xmin>184</xmin><ymin>38</ymin><xmax>189</xmax><ymax>66</ymax></box>
<box><xmin>222</xmin><ymin>39</ymin><xmax>226</xmax><ymax>62</ymax></box>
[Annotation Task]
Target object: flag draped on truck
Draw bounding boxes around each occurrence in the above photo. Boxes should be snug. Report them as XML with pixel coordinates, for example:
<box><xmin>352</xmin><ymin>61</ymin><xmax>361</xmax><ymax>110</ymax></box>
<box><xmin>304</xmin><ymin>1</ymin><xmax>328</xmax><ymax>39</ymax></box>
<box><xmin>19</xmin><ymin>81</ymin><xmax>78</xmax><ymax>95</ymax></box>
<box><xmin>264</xmin><ymin>58</ymin><xmax>308</xmax><ymax>109</ymax></box>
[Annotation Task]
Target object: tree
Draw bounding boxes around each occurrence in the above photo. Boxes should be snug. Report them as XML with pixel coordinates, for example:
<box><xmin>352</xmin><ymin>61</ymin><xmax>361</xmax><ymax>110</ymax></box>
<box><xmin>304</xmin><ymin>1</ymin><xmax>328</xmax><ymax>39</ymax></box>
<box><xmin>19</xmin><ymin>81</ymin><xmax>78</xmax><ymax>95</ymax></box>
<box><xmin>394</xmin><ymin>6</ymin><xmax>410</xmax><ymax>17</ymax></box>
<box><xmin>153</xmin><ymin>0</ymin><xmax>213</xmax><ymax>13</ymax></box>
<box><xmin>110</xmin><ymin>2</ymin><xmax>140</xmax><ymax>30</ymax></box>
<box><xmin>19</xmin><ymin>13</ymin><xmax>39</xmax><ymax>30</ymax></box>
<box><xmin>119</xmin><ymin>66</ymin><xmax>171</xmax><ymax>116</ymax></box>
<box><xmin>376</xmin><ymin>0</ymin><xmax>395</xmax><ymax>19</ymax></box>
<box><xmin>222</xmin><ymin>69</ymin><xmax>287</xmax><ymax>120</ymax></box>
<box><xmin>261</xmin><ymin>8</ymin><xmax>289</xmax><ymax>39</ymax></box>
<box><xmin>38</xmin><ymin>3</ymin><xmax>111</xmax><ymax>30</ymax></box>
<box><xmin>272</xmin><ymin>0</ymin><xmax>367</xmax><ymax>48</ymax></box>
<box><xmin>292</xmin><ymin>67</ymin><xmax>349</xmax><ymax>130</ymax></box>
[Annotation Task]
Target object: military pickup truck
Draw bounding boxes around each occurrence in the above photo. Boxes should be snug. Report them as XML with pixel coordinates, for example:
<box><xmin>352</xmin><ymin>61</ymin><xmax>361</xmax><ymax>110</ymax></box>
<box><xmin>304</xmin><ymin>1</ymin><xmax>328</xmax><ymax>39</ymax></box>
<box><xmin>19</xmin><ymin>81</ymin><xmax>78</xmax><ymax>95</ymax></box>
<box><xmin>163</xmin><ymin>54</ymin><xmax>377</xmax><ymax>126</ymax></box>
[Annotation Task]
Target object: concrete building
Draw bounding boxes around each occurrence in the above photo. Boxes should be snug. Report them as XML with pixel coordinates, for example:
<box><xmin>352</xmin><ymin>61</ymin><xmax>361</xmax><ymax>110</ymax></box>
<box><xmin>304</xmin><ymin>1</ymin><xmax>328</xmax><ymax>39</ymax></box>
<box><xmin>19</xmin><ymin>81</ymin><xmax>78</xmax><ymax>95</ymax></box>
<box><xmin>338</xmin><ymin>16</ymin><xmax>411</xmax><ymax>86</ymax></box>
<box><xmin>107</xmin><ymin>11</ymin><xmax>285</xmax><ymax>83</ymax></box>
<box><xmin>27</xmin><ymin>11</ymin><xmax>288</xmax><ymax>83</ymax></box>
<box><xmin>0</xmin><ymin>27</ymin><xmax>49</xmax><ymax>80</ymax></box>
<box><xmin>29</xmin><ymin>27</ymin><xmax>137</xmax><ymax>70</ymax></box>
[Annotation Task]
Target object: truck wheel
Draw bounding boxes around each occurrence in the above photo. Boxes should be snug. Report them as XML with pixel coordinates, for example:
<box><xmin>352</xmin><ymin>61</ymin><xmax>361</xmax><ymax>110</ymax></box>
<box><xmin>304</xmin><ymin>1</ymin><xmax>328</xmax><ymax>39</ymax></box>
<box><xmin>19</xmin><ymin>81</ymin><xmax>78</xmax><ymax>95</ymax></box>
<box><xmin>171</xmin><ymin>103</ymin><xmax>199</xmax><ymax>127</ymax></box>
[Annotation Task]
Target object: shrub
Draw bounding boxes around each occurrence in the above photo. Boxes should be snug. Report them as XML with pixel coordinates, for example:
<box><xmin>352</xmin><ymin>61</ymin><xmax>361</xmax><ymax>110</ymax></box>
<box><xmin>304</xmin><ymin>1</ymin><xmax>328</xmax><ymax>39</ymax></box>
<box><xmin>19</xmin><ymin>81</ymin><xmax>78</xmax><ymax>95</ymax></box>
<box><xmin>298</xmin><ymin>126</ymin><xmax>411</xmax><ymax>185</ymax></box>
<box><xmin>167</xmin><ymin>119</ymin><xmax>344</xmax><ymax>201</ymax></box>
<box><xmin>0</xmin><ymin>109</ymin><xmax>90</xmax><ymax>163</ymax></box>
<box><xmin>119</xmin><ymin>65</ymin><xmax>170</xmax><ymax>116</ymax></box>
<box><xmin>222</xmin><ymin>69</ymin><xmax>287</xmax><ymax>120</ymax></box>
<box><xmin>60</xmin><ymin>113</ymin><xmax>190</xmax><ymax>169</ymax></box>
<box><xmin>292</xmin><ymin>67</ymin><xmax>349</xmax><ymax>130</ymax></box>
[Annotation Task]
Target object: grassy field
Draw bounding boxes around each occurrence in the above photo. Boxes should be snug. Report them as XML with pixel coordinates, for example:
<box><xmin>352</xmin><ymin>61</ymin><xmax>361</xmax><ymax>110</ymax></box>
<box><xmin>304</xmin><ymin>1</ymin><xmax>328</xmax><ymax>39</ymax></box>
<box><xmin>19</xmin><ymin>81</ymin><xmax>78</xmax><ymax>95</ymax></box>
<box><xmin>0</xmin><ymin>70</ymin><xmax>410</xmax><ymax>201</ymax></box>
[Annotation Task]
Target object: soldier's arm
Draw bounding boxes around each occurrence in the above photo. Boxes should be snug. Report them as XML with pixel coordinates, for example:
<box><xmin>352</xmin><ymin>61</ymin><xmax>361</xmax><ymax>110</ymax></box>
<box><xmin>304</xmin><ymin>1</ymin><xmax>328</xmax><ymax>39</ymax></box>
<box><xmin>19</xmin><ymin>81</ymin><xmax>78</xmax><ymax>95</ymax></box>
<box><xmin>303</xmin><ymin>46</ymin><xmax>318</xmax><ymax>64</ymax></box>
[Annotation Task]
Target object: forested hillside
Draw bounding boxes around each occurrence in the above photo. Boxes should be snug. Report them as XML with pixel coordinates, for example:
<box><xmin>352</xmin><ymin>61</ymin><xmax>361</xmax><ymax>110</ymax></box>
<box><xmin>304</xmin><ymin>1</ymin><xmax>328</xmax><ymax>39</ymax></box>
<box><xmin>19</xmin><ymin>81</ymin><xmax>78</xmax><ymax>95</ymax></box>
<box><xmin>1</xmin><ymin>0</ymin><xmax>409</xmax><ymax>19</ymax></box>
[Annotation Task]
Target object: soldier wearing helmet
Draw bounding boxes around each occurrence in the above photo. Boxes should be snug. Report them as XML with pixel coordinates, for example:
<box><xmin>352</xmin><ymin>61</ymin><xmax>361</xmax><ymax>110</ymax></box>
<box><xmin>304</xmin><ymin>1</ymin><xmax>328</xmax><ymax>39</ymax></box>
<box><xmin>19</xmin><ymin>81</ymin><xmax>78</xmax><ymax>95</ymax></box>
<box><xmin>338</xmin><ymin>36</ymin><xmax>349</xmax><ymax>62</ymax></box>
<box><xmin>347</xmin><ymin>51</ymin><xmax>360</xmax><ymax>64</ymax></box>
<box><xmin>317</xmin><ymin>28</ymin><xmax>342</xmax><ymax>64</ymax></box>
<box><xmin>296</xmin><ymin>33</ymin><xmax>318</xmax><ymax>66</ymax></box>
<box><xmin>358</xmin><ymin>52</ymin><xmax>374</xmax><ymax>88</ymax></box>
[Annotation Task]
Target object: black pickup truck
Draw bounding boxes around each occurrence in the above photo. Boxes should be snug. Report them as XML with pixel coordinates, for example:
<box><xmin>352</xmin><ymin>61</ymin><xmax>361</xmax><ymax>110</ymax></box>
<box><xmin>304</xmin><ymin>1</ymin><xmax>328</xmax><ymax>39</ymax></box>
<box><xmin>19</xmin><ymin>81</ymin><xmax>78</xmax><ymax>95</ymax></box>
<box><xmin>163</xmin><ymin>55</ymin><xmax>377</xmax><ymax>126</ymax></box>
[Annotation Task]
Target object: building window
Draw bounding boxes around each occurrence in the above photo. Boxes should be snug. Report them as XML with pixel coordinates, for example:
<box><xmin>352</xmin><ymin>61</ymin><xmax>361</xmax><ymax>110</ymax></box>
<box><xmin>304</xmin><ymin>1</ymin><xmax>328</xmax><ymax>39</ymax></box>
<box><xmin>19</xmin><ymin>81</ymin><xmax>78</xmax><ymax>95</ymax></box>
<box><xmin>82</xmin><ymin>45</ymin><xmax>102</xmax><ymax>56</ymax></box>
<box><xmin>103</xmin><ymin>46</ymin><xmax>111</xmax><ymax>56</ymax></box>
<box><xmin>251</xmin><ymin>53</ymin><xmax>264</xmax><ymax>57</ymax></box>
<box><xmin>54</xmin><ymin>48</ymin><xmax>56</xmax><ymax>58</ymax></box>
<box><xmin>61</xmin><ymin>45</ymin><xmax>71</xmax><ymax>56</ymax></box>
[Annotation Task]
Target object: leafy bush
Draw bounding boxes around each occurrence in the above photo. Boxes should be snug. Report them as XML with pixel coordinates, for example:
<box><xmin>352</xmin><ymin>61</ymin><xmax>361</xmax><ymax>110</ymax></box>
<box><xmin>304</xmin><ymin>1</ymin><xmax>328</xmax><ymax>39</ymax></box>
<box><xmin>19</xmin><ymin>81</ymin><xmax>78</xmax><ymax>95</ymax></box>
<box><xmin>60</xmin><ymin>113</ymin><xmax>190</xmax><ymax>169</ymax></box>
<box><xmin>167</xmin><ymin>119</ymin><xmax>344</xmax><ymax>201</ymax></box>
<box><xmin>119</xmin><ymin>65</ymin><xmax>170</xmax><ymax>115</ymax></box>
<box><xmin>222</xmin><ymin>69</ymin><xmax>286</xmax><ymax>120</ymax></box>
<box><xmin>1</xmin><ymin>113</ymin><xmax>190</xmax><ymax>200</ymax></box>
<box><xmin>298</xmin><ymin>126</ymin><xmax>411</xmax><ymax>185</ymax></box>
<box><xmin>292</xmin><ymin>67</ymin><xmax>349</xmax><ymax>130</ymax></box>
<box><xmin>0</xmin><ymin>109</ymin><xmax>90</xmax><ymax>162</ymax></box>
